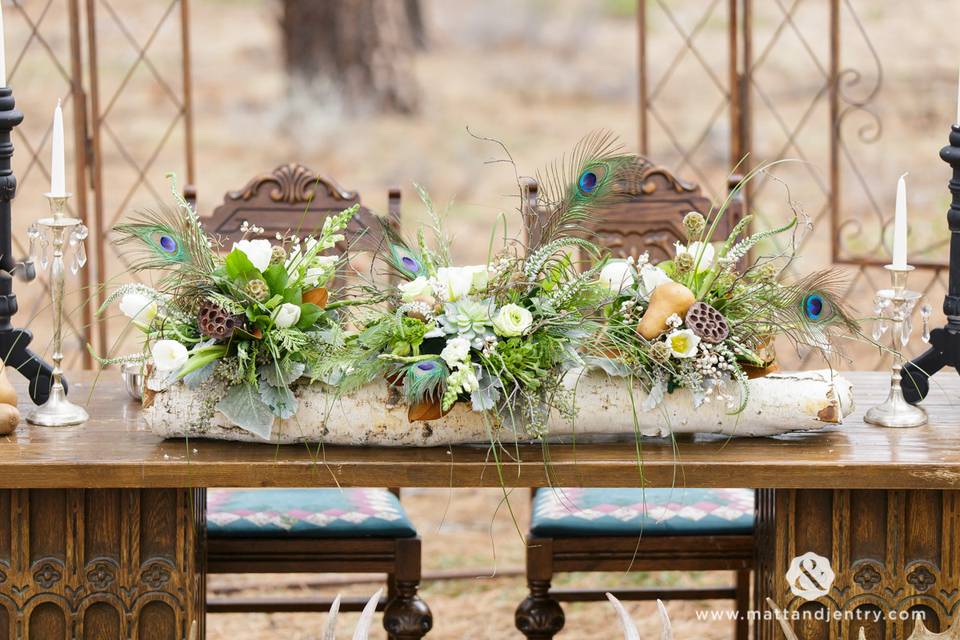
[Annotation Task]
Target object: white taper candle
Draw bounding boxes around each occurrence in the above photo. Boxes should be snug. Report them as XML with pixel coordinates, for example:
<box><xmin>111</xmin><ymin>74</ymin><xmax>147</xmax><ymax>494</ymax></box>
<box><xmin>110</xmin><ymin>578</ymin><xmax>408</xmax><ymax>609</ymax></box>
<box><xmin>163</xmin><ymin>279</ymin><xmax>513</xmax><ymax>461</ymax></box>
<box><xmin>51</xmin><ymin>99</ymin><xmax>66</xmax><ymax>196</ymax></box>
<box><xmin>892</xmin><ymin>172</ymin><xmax>908</xmax><ymax>269</ymax></box>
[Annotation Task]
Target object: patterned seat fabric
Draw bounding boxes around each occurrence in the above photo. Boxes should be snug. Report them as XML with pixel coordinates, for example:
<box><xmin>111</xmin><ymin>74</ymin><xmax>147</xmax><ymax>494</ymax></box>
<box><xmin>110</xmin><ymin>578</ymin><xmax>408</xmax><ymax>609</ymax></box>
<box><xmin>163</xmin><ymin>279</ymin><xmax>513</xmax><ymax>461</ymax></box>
<box><xmin>207</xmin><ymin>488</ymin><xmax>417</xmax><ymax>538</ymax></box>
<box><xmin>530</xmin><ymin>488</ymin><xmax>754</xmax><ymax>537</ymax></box>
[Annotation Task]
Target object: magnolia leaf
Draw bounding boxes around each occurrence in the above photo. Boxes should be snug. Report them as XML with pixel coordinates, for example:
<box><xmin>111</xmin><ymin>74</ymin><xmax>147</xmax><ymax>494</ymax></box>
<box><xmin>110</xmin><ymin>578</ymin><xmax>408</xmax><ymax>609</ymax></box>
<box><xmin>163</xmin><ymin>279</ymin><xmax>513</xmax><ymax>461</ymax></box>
<box><xmin>640</xmin><ymin>377</ymin><xmax>667</xmax><ymax>412</ymax></box>
<box><xmin>183</xmin><ymin>360</ymin><xmax>216</xmax><ymax>389</ymax></box>
<box><xmin>224</xmin><ymin>249</ymin><xmax>259</xmax><ymax>280</ymax></box>
<box><xmin>259</xmin><ymin>359</ymin><xmax>306</xmax><ymax>387</ymax></box>
<box><xmin>259</xmin><ymin>382</ymin><xmax>298</xmax><ymax>419</ymax></box>
<box><xmin>262</xmin><ymin>264</ymin><xmax>288</xmax><ymax>295</ymax></box>
<box><xmin>215</xmin><ymin>382</ymin><xmax>275</xmax><ymax>439</ymax></box>
<box><xmin>583</xmin><ymin>356</ymin><xmax>631</xmax><ymax>377</ymax></box>
<box><xmin>297</xmin><ymin>303</ymin><xmax>324</xmax><ymax>330</ymax></box>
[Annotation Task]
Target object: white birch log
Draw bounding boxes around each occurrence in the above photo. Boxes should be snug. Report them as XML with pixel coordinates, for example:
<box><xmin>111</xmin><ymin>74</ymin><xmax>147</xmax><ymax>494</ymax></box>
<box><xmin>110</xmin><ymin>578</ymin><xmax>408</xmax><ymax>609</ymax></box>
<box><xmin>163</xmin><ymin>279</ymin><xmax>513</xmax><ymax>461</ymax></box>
<box><xmin>146</xmin><ymin>369</ymin><xmax>852</xmax><ymax>445</ymax></box>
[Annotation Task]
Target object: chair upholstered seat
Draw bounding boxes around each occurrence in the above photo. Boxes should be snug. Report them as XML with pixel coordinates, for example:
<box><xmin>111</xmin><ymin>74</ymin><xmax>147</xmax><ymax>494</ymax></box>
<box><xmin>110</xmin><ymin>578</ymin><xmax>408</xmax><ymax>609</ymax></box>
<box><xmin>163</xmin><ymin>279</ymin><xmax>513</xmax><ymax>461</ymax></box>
<box><xmin>207</xmin><ymin>488</ymin><xmax>417</xmax><ymax>538</ymax></box>
<box><xmin>530</xmin><ymin>487</ymin><xmax>754</xmax><ymax>537</ymax></box>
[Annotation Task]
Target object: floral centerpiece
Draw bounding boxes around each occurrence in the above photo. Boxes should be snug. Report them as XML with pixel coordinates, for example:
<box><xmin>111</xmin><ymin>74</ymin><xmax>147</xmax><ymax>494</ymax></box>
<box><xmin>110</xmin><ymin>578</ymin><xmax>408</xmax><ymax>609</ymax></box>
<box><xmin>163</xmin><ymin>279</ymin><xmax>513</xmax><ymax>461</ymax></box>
<box><xmin>97</xmin><ymin>176</ymin><xmax>356</xmax><ymax>438</ymax></box>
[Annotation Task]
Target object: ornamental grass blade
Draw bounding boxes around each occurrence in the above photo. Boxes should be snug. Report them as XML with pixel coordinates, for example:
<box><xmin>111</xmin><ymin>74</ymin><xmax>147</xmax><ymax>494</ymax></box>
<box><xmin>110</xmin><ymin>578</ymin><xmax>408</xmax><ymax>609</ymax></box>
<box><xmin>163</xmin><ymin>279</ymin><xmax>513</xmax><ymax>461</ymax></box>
<box><xmin>352</xmin><ymin>589</ymin><xmax>383</xmax><ymax>640</ymax></box>
<box><xmin>765</xmin><ymin>599</ymin><xmax>799</xmax><ymax>640</ymax></box>
<box><xmin>656</xmin><ymin>599</ymin><xmax>674</xmax><ymax>640</ymax></box>
<box><xmin>323</xmin><ymin>594</ymin><xmax>341</xmax><ymax>640</ymax></box>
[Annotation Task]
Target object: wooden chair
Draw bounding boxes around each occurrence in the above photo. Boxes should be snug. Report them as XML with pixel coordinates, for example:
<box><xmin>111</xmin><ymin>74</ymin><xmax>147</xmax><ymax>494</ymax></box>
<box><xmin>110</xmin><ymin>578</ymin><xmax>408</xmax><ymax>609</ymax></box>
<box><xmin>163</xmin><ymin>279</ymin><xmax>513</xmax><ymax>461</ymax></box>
<box><xmin>193</xmin><ymin>164</ymin><xmax>432</xmax><ymax>639</ymax></box>
<box><xmin>515</xmin><ymin>164</ymin><xmax>752</xmax><ymax>640</ymax></box>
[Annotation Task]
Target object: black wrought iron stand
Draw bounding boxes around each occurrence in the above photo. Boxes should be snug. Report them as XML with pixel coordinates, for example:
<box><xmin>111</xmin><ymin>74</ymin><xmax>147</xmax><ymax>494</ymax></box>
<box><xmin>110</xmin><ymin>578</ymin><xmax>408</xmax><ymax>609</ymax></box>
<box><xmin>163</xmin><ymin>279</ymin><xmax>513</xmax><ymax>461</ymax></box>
<box><xmin>0</xmin><ymin>86</ymin><xmax>58</xmax><ymax>405</ymax></box>
<box><xmin>902</xmin><ymin>125</ymin><xmax>960</xmax><ymax>402</ymax></box>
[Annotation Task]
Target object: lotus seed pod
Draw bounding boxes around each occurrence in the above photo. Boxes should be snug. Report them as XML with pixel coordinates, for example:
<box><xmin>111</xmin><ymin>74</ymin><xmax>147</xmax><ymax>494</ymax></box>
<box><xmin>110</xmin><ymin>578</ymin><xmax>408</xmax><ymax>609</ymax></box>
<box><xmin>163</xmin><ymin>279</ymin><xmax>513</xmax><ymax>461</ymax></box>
<box><xmin>198</xmin><ymin>301</ymin><xmax>246</xmax><ymax>340</ymax></box>
<box><xmin>685</xmin><ymin>301</ymin><xmax>730</xmax><ymax>343</ymax></box>
<box><xmin>245</xmin><ymin>278</ymin><xmax>270</xmax><ymax>302</ymax></box>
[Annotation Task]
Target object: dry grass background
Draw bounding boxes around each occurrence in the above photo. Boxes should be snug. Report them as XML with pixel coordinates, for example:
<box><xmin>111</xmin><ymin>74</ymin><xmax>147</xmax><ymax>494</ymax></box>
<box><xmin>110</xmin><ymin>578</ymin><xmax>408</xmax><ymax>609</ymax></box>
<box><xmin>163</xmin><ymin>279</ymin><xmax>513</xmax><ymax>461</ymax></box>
<box><xmin>5</xmin><ymin>0</ymin><xmax>960</xmax><ymax>637</ymax></box>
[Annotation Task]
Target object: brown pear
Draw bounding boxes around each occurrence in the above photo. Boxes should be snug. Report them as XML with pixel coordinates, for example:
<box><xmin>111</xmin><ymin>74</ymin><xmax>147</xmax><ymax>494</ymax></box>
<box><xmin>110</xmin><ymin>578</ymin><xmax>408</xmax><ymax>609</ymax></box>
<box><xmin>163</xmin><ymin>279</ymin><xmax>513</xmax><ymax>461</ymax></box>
<box><xmin>0</xmin><ymin>365</ymin><xmax>17</xmax><ymax>407</ymax></box>
<box><xmin>636</xmin><ymin>281</ymin><xmax>696</xmax><ymax>340</ymax></box>
<box><xmin>0</xmin><ymin>403</ymin><xmax>20</xmax><ymax>435</ymax></box>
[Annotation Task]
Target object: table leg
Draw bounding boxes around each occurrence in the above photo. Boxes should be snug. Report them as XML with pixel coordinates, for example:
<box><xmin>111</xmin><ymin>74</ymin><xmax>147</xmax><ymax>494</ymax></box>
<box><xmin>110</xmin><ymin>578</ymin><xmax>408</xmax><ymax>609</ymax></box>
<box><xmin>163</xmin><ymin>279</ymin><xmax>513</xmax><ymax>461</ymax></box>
<box><xmin>0</xmin><ymin>488</ymin><xmax>205</xmax><ymax>639</ymax></box>
<box><xmin>756</xmin><ymin>489</ymin><xmax>960</xmax><ymax>639</ymax></box>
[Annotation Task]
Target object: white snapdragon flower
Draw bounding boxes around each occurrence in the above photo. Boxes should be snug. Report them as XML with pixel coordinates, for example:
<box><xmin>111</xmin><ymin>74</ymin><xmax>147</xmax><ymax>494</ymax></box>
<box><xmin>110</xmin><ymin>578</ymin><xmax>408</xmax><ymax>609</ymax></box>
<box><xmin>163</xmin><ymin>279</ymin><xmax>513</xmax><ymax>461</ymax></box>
<box><xmin>398</xmin><ymin>276</ymin><xmax>435</xmax><ymax>303</ymax></box>
<box><xmin>666</xmin><ymin>329</ymin><xmax>701</xmax><ymax>359</ymax></box>
<box><xmin>674</xmin><ymin>241</ymin><xmax>715</xmax><ymax>273</ymax></box>
<box><xmin>151</xmin><ymin>340</ymin><xmax>188</xmax><ymax>372</ymax></box>
<box><xmin>232</xmin><ymin>239</ymin><xmax>273</xmax><ymax>272</ymax></box>
<box><xmin>440</xmin><ymin>336</ymin><xmax>471</xmax><ymax>368</ymax></box>
<box><xmin>118</xmin><ymin>292</ymin><xmax>157</xmax><ymax>325</ymax></box>
<box><xmin>638</xmin><ymin>265</ymin><xmax>673</xmax><ymax>299</ymax></box>
<box><xmin>274</xmin><ymin>303</ymin><xmax>302</xmax><ymax>329</ymax></box>
<box><xmin>492</xmin><ymin>303</ymin><xmax>533</xmax><ymax>337</ymax></box>
<box><xmin>599</xmin><ymin>261</ymin><xmax>635</xmax><ymax>293</ymax></box>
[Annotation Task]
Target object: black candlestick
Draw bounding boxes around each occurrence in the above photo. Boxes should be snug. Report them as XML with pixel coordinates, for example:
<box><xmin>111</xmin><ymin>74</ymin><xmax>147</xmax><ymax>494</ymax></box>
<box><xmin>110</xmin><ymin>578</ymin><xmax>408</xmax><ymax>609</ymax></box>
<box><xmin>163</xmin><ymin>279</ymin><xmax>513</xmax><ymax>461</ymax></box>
<box><xmin>901</xmin><ymin>125</ymin><xmax>960</xmax><ymax>402</ymax></box>
<box><xmin>0</xmin><ymin>87</ymin><xmax>58</xmax><ymax>405</ymax></box>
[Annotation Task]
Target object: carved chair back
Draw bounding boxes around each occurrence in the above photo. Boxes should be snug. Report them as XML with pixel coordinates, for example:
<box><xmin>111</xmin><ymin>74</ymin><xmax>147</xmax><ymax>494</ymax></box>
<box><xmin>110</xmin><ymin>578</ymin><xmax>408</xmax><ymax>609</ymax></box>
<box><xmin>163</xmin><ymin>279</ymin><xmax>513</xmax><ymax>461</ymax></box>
<box><xmin>194</xmin><ymin>163</ymin><xmax>401</xmax><ymax>286</ymax></box>
<box><xmin>521</xmin><ymin>161</ymin><xmax>743</xmax><ymax>264</ymax></box>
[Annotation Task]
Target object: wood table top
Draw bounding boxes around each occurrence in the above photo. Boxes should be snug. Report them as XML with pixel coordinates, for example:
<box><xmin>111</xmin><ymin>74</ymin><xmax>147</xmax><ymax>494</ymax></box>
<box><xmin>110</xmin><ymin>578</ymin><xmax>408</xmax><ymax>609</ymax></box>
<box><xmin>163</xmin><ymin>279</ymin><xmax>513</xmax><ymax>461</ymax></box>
<box><xmin>1</xmin><ymin>371</ymin><xmax>958</xmax><ymax>490</ymax></box>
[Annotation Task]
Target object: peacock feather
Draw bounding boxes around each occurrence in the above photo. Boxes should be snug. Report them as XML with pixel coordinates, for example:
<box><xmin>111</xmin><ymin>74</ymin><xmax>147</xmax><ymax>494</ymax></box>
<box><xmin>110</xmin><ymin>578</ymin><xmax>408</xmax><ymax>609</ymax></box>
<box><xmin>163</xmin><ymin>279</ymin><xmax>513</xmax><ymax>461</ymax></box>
<box><xmin>766</xmin><ymin>270</ymin><xmax>861</xmax><ymax>350</ymax></box>
<box><xmin>375</xmin><ymin>218</ymin><xmax>428</xmax><ymax>280</ymax></box>
<box><xmin>532</xmin><ymin>130</ymin><xmax>645</xmax><ymax>253</ymax></box>
<box><xmin>113</xmin><ymin>204</ymin><xmax>214</xmax><ymax>274</ymax></box>
<box><xmin>398</xmin><ymin>358</ymin><xmax>448</xmax><ymax>405</ymax></box>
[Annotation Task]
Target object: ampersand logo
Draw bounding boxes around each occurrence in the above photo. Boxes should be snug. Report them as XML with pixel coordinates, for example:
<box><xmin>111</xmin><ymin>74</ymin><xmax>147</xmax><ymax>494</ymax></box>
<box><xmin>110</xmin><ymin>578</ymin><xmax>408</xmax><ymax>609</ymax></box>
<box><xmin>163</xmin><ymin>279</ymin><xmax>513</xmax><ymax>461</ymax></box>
<box><xmin>786</xmin><ymin>551</ymin><xmax>835</xmax><ymax>601</ymax></box>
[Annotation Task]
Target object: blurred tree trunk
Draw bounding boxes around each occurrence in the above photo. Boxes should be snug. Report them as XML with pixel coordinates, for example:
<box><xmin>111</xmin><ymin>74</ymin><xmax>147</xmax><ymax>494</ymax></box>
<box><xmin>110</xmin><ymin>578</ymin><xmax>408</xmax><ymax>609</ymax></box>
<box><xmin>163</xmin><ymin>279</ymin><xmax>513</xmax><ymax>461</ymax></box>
<box><xmin>279</xmin><ymin>0</ymin><xmax>421</xmax><ymax>114</ymax></box>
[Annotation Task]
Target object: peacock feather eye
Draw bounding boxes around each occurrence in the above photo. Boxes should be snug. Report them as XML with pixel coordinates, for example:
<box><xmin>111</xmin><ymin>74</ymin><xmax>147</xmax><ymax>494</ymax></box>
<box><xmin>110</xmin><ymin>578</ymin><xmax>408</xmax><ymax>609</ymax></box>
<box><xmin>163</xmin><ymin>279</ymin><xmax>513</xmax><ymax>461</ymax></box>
<box><xmin>159</xmin><ymin>235</ymin><xmax>178</xmax><ymax>253</ymax></box>
<box><xmin>401</xmin><ymin>256</ymin><xmax>421</xmax><ymax>274</ymax></box>
<box><xmin>804</xmin><ymin>293</ymin><xmax>827</xmax><ymax>321</ymax></box>
<box><xmin>578</xmin><ymin>170</ymin><xmax>598</xmax><ymax>194</ymax></box>
<box><xmin>415</xmin><ymin>361</ymin><xmax>437</xmax><ymax>373</ymax></box>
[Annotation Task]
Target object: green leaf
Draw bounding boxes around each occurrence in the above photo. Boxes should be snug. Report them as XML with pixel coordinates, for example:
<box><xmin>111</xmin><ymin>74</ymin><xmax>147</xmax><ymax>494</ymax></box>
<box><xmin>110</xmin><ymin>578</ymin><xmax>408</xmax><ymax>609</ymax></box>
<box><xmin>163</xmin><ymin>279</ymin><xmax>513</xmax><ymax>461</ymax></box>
<box><xmin>296</xmin><ymin>303</ymin><xmax>323</xmax><ymax>329</ymax></box>
<box><xmin>259</xmin><ymin>382</ymin><xmax>297</xmax><ymax>419</ymax></box>
<box><xmin>263</xmin><ymin>264</ymin><xmax>288</xmax><ymax>295</ymax></box>
<box><xmin>283</xmin><ymin>287</ymin><xmax>302</xmax><ymax>305</ymax></box>
<box><xmin>215</xmin><ymin>382</ymin><xmax>275</xmax><ymax>438</ymax></box>
<box><xmin>176</xmin><ymin>345</ymin><xmax>228</xmax><ymax>379</ymax></box>
<box><xmin>259</xmin><ymin>359</ymin><xmax>306</xmax><ymax>387</ymax></box>
<box><xmin>264</xmin><ymin>294</ymin><xmax>284</xmax><ymax>309</ymax></box>
<box><xmin>225</xmin><ymin>249</ymin><xmax>259</xmax><ymax>280</ymax></box>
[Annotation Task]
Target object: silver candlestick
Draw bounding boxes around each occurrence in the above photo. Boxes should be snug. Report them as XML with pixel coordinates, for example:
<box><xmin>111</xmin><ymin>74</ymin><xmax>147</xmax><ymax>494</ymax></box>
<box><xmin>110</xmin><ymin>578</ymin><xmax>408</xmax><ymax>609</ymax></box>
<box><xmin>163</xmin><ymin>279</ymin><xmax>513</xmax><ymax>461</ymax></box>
<box><xmin>864</xmin><ymin>264</ymin><xmax>930</xmax><ymax>428</ymax></box>
<box><xmin>25</xmin><ymin>193</ymin><xmax>89</xmax><ymax>426</ymax></box>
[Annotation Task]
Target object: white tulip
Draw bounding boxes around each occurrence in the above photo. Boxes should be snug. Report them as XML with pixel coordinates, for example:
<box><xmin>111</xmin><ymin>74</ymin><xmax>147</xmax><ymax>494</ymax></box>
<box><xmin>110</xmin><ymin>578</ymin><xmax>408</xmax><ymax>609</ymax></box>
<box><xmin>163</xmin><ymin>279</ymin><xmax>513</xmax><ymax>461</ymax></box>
<box><xmin>599</xmin><ymin>261</ymin><xmax>636</xmax><ymax>294</ymax></box>
<box><xmin>232</xmin><ymin>239</ymin><xmax>273</xmax><ymax>272</ymax></box>
<box><xmin>274</xmin><ymin>303</ymin><xmax>302</xmax><ymax>329</ymax></box>
<box><xmin>674</xmin><ymin>241</ymin><xmax>715</xmax><ymax>273</ymax></box>
<box><xmin>638</xmin><ymin>265</ymin><xmax>673</xmax><ymax>299</ymax></box>
<box><xmin>118</xmin><ymin>292</ymin><xmax>157</xmax><ymax>325</ymax></box>
<box><xmin>151</xmin><ymin>340</ymin><xmax>188</xmax><ymax>372</ymax></box>
<box><xmin>436</xmin><ymin>267</ymin><xmax>475</xmax><ymax>302</ymax></box>
<box><xmin>468</xmin><ymin>265</ymin><xmax>491</xmax><ymax>292</ymax></box>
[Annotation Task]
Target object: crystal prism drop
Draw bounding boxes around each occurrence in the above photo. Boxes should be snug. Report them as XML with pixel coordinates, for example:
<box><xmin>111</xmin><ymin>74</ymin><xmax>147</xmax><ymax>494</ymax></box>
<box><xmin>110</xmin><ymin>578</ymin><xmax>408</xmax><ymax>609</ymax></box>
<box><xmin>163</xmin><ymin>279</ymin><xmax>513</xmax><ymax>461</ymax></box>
<box><xmin>901</xmin><ymin>315</ymin><xmax>912</xmax><ymax>347</ymax></box>
<box><xmin>27</xmin><ymin>224</ymin><xmax>39</xmax><ymax>262</ymax></box>
<box><xmin>921</xmin><ymin>303</ymin><xmax>932</xmax><ymax>343</ymax></box>
<box><xmin>872</xmin><ymin>319</ymin><xmax>885</xmax><ymax>342</ymax></box>
<box><xmin>39</xmin><ymin>240</ymin><xmax>48</xmax><ymax>270</ymax></box>
<box><xmin>76</xmin><ymin>240</ymin><xmax>86</xmax><ymax>268</ymax></box>
<box><xmin>70</xmin><ymin>251</ymin><xmax>79</xmax><ymax>275</ymax></box>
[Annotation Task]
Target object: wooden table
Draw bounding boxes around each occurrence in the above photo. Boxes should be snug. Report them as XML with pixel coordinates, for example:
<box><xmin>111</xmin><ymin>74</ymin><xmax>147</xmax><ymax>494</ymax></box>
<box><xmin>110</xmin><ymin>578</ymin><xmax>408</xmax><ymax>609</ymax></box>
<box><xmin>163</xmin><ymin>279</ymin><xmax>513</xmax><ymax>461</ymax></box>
<box><xmin>0</xmin><ymin>371</ymin><xmax>958</xmax><ymax>639</ymax></box>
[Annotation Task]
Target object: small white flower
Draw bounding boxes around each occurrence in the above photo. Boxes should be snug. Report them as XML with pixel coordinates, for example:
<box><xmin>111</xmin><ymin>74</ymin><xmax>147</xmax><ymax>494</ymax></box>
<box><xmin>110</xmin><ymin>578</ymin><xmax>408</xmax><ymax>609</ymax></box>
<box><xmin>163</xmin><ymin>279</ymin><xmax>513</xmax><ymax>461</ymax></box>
<box><xmin>599</xmin><ymin>261</ymin><xmax>635</xmax><ymax>293</ymax></box>
<box><xmin>151</xmin><ymin>339</ymin><xmax>188</xmax><ymax>372</ymax></box>
<box><xmin>274</xmin><ymin>303</ymin><xmax>302</xmax><ymax>328</ymax></box>
<box><xmin>492</xmin><ymin>303</ymin><xmax>533</xmax><ymax>337</ymax></box>
<box><xmin>674</xmin><ymin>241</ymin><xmax>715</xmax><ymax>273</ymax></box>
<box><xmin>666</xmin><ymin>329</ymin><xmax>701</xmax><ymax>359</ymax></box>
<box><xmin>398</xmin><ymin>276</ymin><xmax>435</xmax><ymax>303</ymax></box>
<box><xmin>440</xmin><ymin>336</ymin><xmax>471</xmax><ymax>367</ymax></box>
<box><xmin>118</xmin><ymin>292</ymin><xmax>157</xmax><ymax>325</ymax></box>
<box><xmin>469</xmin><ymin>265</ymin><xmax>491</xmax><ymax>292</ymax></box>
<box><xmin>232</xmin><ymin>238</ymin><xmax>273</xmax><ymax>272</ymax></box>
<box><xmin>638</xmin><ymin>265</ymin><xmax>673</xmax><ymax>299</ymax></box>
<box><xmin>666</xmin><ymin>313</ymin><xmax>683</xmax><ymax>329</ymax></box>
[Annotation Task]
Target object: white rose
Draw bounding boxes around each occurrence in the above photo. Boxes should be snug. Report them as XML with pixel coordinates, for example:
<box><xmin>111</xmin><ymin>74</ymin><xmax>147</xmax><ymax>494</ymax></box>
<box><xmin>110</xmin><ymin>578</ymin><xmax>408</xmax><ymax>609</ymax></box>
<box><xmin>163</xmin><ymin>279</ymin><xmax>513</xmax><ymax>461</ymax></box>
<box><xmin>398</xmin><ymin>276</ymin><xmax>435</xmax><ymax>303</ymax></box>
<box><xmin>440</xmin><ymin>336</ymin><xmax>471</xmax><ymax>367</ymax></box>
<box><xmin>118</xmin><ymin>292</ymin><xmax>157</xmax><ymax>325</ymax></box>
<box><xmin>492</xmin><ymin>303</ymin><xmax>533</xmax><ymax>337</ymax></box>
<box><xmin>599</xmin><ymin>261</ymin><xmax>635</xmax><ymax>293</ymax></box>
<box><xmin>232</xmin><ymin>239</ymin><xmax>273</xmax><ymax>272</ymax></box>
<box><xmin>666</xmin><ymin>329</ymin><xmax>701</xmax><ymax>359</ymax></box>
<box><xmin>274</xmin><ymin>303</ymin><xmax>302</xmax><ymax>329</ymax></box>
<box><xmin>675</xmin><ymin>241</ymin><xmax>715</xmax><ymax>273</ymax></box>
<box><xmin>638</xmin><ymin>265</ymin><xmax>673</xmax><ymax>299</ymax></box>
<box><xmin>436</xmin><ymin>267</ymin><xmax>475</xmax><ymax>302</ymax></box>
<box><xmin>151</xmin><ymin>339</ymin><xmax>188</xmax><ymax>372</ymax></box>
